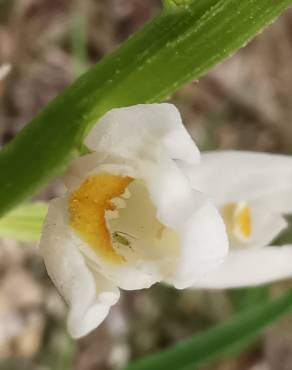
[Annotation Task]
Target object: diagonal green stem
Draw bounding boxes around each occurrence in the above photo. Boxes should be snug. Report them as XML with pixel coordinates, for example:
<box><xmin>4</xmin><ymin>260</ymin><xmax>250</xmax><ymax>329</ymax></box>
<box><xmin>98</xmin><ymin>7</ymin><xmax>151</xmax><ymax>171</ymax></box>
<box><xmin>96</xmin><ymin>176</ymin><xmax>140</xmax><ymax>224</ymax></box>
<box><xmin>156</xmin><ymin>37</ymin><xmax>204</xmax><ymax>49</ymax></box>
<box><xmin>0</xmin><ymin>0</ymin><xmax>291</xmax><ymax>217</ymax></box>
<box><xmin>0</xmin><ymin>203</ymin><xmax>48</xmax><ymax>241</ymax></box>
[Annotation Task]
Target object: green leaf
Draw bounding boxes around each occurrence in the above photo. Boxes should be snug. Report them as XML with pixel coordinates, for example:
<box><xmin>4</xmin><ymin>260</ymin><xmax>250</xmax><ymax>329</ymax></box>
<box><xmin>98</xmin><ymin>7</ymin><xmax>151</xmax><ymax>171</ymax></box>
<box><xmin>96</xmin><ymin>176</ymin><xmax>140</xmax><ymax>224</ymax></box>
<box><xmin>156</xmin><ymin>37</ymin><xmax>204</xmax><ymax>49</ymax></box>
<box><xmin>227</xmin><ymin>285</ymin><xmax>270</xmax><ymax>355</ymax></box>
<box><xmin>0</xmin><ymin>0</ymin><xmax>291</xmax><ymax>217</ymax></box>
<box><xmin>162</xmin><ymin>0</ymin><xmax>190</xmax><ymax>10</ymax></box>
<box><xmin>0</xmin><ymin>203</ymin><xmax>48</xmax><ymax>242</ymax></box>
<box><xmin>124</xmin><ymin>290</ymin><xmax>292</xmax><ymax>370</ymax></box>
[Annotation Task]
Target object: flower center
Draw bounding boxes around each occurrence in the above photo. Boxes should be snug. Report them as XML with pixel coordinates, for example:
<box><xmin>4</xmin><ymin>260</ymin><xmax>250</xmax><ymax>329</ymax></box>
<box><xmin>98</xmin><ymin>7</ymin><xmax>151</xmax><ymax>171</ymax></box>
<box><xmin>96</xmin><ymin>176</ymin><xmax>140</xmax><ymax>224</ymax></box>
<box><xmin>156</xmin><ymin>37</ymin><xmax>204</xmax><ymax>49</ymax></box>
<box><xmin>220</xmin><ymin>202</ymin><xmax>252</xmax><ymax>242</ymax></box>
<box><xmin>69</xmin><ymin>173</ymin><xmax>133</xmax><ymax>263</ymax></box>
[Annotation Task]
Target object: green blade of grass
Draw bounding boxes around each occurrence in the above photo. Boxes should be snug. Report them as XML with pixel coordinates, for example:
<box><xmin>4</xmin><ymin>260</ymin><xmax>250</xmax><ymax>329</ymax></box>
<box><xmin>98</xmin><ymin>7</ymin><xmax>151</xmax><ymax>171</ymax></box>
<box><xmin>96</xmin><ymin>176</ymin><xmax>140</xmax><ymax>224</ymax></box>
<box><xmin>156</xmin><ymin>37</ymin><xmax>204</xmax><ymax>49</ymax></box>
<box><xmin>71</xmin><ymin>0</ymin><xmax>88</xmax><ymax>76</ymax></box>
<box><xmin>229</xmin><ymin>286</ymin><xmax>269</xmax><ymax>312</ymax></box>
<box><xmin>0</xmin><ymin>203</ymin><xmax>48</xmax><ymax>242</ymax></box>
<box><xmin>0</xmin><ymin>0</ymin><xmax>291</xmax><ymax>217</ymax></box>
<box><xmin>124</xmin><ymin>290</ymin><xmax>292</xmax><ymax>370</ymax></box>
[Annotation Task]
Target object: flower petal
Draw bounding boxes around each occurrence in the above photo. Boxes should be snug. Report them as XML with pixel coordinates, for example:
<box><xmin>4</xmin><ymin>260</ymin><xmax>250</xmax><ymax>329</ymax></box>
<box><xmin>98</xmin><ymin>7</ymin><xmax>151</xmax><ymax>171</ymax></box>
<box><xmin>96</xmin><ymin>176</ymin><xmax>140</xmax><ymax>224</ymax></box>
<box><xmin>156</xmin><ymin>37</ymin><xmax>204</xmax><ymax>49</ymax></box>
<box><xmin>167</xmin><ymin>197</ymin><xmax>229</xmax><ymax>289</ymax></box>
<box><xmin>65</xmin><ymin>104</ymin><xmax>200</xmax><ymax>190</ymax></box>
<box><xmin>192</xmin><ymin>246</ymin><xmax>292</xmax><ymax>289</ymax></box>
<box><xmin>64</xmin><ymin>153</ymin><xmax>101</xmax><ymax>190</ymax></box>
<box><xmin>39</xmin><ymin>198</ymin><xmax>120</xmax><ymax>338</ymax></box>
<box><xmin>141</xmin><ymin>153</ymin><xmax>228</xmax><ymax>288</ymax></box>
<box><xmin>253</xmin><ymin>188</ymin><xmax>292</xmax><ymax>215</ymax></box>
<box><xmin>68</xmin><ymin>271</ymin><xmax>120</xmax><ymax>338</ymax></box>
<box><xmin>85</xmin><ymin>103</ymin><xmax>200</xmax><ymax>164</ymax></box>
<box><xmin>180</xmin><ymin>151</ymin><xmax>292</xmax><ymax>206</ymax></box>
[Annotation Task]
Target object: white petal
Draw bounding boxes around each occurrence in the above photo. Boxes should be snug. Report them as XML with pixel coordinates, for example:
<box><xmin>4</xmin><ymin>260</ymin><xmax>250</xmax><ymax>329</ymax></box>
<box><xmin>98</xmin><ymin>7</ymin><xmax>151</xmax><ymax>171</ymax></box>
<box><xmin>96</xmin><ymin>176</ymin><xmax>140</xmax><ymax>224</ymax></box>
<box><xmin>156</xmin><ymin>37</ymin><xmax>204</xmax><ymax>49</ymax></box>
<box><xmin>85</xmin><ymin>104</ymin><xmax>200</xmax><ymax>164</ymax></box>
<box><xmin>39</xmin><ymin>198</ymin><xmax>120</xmax><ymax>338</ymax></box>
<box><xmin>192</xmin><ymin>246</ymin><xmax>292</xmax><ymax>289</ymax></box>
<box><xmin>65</xmin><ymin>104</ymin><xmax>200</xmax><ymax>190</ymax></box>
<box><xmin>168</xmin><ymin>198</ymin><xmax>229</xmax><ymax>289</ymax></box>
<box><xmin>81</xmin><ymin>243</ymin><xmax>167</xmax><ymax>291</ymax></box>
<box><xmin>63</xmin><ymin>153</ymin><xmax>101</xmax><ymax>190</ymax></box>
<box><xmin>253</xmin><ymin>188</ymin><xmax>292</xmax><ymax>215</ymax></box>
<box><xmin>180</xmin><ymin>151</ymin><xmax>292</xmax><ymax>206</ymax></box>
<box><xmin>68</xmin><ymin>272</ymin><xmax>120</xmax><ymax>338</ymax></box>
<box><xmin>146</xmin><ymin>154</ymin><xmax>229</xmax><ymax>288</ymax></box>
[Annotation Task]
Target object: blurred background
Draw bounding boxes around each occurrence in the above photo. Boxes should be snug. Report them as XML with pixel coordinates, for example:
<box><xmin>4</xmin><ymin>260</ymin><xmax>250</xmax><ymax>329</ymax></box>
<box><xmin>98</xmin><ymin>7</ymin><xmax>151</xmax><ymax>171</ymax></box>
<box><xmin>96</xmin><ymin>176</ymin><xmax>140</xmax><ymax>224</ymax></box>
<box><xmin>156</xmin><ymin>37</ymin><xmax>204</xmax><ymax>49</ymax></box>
<box><xmin>1</xmin><ymin>1</ymin><xmax>292</xmax><ymax>369</ymax></box>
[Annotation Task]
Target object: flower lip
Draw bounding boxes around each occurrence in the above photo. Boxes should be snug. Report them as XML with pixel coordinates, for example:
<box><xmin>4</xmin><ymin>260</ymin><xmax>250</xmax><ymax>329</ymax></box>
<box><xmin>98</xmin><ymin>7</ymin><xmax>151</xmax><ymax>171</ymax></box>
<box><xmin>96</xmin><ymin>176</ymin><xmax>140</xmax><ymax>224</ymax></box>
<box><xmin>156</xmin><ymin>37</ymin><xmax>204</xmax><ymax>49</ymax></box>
<box><xmin>69</xmin><ymin>172</ymin><xmax>133</xmax><ymax>264</ymax></box>
<box><xmin>68</xmin><ymin>168</ymin><xmax>183</xmax><ymax>289</ymax></box>
<box><xmin>234</xmin><ymin>202</ymin><xmax>251</xmax><ymax>241</ymax></box>
<box><xmin>221</xmin><ymin>202</ymin><xmax>252</xmax><ymax>243</ymax></box>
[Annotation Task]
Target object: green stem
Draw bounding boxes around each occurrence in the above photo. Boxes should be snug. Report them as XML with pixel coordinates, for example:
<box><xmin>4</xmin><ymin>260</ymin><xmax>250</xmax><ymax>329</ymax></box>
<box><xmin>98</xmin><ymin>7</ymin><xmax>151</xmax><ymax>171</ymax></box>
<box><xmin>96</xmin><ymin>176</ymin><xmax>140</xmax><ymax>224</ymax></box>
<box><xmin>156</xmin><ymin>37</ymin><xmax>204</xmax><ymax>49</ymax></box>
<box><xmin>0</xmin><ymin>0</ymin><xmax>291</xmax><ymax>217</ymax></box>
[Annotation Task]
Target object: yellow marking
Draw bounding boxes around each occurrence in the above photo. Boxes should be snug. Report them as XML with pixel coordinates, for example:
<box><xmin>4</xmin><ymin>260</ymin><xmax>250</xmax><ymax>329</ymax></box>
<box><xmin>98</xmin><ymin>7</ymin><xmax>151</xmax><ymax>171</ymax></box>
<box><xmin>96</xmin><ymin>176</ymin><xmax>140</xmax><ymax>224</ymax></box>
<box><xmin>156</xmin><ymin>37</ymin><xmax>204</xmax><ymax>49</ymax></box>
<box><xmin>234</xmin><ymin>204</ymin><xmax>251</xmax><ymax>239</ymax></box>
<box><xmin>221</xmin><ymin>202</ymin><xmax>252</xmax><ymax>241</ymax></box>
<box><xmin>69</xmin><ymin>173</ymin><xmax>133</xmax><ymax>263</ymax></box>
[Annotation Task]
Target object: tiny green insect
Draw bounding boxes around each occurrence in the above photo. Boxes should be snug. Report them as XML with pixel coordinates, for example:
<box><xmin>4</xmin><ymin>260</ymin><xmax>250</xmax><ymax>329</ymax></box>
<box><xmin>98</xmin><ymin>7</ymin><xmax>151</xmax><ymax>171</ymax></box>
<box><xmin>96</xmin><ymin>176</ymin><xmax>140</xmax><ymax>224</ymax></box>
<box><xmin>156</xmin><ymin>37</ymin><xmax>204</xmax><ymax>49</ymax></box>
<box><xmin>112</xmin><ymin>231</ymin><xmax>136</xmax><ymax>249</ymax></box>
<box><xmin>112</xmin><ymin>231</ymin><xmax>133</xmax><ymax>247</ymax></box>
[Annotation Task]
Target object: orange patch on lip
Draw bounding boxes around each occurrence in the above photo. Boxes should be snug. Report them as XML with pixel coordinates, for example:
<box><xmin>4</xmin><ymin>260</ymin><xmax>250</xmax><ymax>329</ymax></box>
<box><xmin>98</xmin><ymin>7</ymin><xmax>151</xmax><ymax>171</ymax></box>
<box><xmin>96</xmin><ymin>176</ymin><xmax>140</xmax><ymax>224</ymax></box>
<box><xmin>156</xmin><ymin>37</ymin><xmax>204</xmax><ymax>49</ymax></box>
<box><xmin>69</xmin><ymin>173</ymin><xmax>133</xmax><ymax>263</ymax></box>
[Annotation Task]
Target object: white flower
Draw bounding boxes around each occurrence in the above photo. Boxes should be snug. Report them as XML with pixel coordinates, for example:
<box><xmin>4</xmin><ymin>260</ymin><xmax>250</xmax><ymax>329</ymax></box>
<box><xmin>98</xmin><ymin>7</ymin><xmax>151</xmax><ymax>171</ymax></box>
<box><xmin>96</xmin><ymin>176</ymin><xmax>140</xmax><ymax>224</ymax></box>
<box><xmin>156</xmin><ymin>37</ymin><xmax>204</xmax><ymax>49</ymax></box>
<box><xmin>180</xmin><ymin>151</ymin><xmax>292</xmax><ymax>289</ymax></box>
<box><xmin>39</xmin><ymin>104</ymin><xmax>228</xmax><ymax>338</ymax></box>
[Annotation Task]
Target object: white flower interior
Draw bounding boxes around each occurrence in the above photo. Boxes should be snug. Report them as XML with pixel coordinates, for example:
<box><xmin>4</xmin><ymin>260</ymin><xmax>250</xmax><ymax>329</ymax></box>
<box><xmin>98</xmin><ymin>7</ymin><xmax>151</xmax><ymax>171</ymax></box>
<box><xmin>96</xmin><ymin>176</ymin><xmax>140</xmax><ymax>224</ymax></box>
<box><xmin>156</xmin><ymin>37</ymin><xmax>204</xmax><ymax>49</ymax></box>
<box><xmin>69</xmin><ymin>172</ymin><xmax>180</xmax><ymax>275</ymax></box>
<box><xmin>108</xmin><ymin>179</ymin><xmax>179</xmax><ymax>275</ymax></box>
